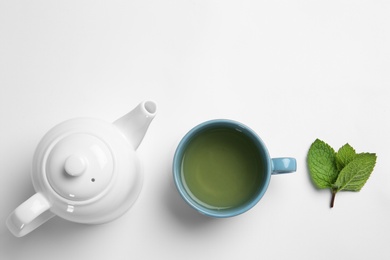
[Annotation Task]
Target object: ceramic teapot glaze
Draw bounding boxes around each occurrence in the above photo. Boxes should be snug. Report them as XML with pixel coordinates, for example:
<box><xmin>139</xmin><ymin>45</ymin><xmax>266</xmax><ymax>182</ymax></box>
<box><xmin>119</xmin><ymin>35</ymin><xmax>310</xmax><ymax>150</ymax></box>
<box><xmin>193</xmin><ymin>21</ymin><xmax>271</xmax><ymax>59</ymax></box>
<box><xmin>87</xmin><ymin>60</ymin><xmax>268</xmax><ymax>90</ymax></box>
<box><xmin>6</xmin><ymin>101</ymin><xmax>157</xmax><ymax>237</ymax></box>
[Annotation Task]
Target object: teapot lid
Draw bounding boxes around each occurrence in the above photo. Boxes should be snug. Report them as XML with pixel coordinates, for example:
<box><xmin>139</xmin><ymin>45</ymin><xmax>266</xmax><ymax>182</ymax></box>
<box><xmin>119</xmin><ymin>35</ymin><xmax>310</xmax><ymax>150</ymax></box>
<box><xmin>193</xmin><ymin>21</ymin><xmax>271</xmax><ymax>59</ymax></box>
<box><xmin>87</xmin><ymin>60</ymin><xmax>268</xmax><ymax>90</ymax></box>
<box><xmin>45</xmin><ymin>133</ymin><xmax>114</xmax><ymax>202</ymax></box>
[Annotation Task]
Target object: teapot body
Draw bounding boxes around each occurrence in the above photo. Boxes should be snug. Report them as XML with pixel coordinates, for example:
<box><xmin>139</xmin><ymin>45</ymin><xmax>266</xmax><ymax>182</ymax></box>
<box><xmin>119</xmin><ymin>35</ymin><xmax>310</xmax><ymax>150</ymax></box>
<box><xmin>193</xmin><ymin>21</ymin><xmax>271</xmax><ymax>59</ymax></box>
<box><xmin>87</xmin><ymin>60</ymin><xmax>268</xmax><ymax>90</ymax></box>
<box><xmin>32</xmin><ymin>118</ymin><xmax>143</xmax><ymax>224</ymax></box>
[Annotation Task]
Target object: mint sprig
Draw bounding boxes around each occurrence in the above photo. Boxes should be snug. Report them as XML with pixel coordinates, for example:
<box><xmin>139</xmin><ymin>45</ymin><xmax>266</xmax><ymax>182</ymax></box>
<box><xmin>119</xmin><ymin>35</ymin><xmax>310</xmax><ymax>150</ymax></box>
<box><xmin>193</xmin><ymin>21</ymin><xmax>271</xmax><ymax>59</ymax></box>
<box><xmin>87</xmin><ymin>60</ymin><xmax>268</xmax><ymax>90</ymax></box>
<box><xmin>307</xmin><ymin>139</ymin><xmax>377</xmax><ymax>208</ymax></box>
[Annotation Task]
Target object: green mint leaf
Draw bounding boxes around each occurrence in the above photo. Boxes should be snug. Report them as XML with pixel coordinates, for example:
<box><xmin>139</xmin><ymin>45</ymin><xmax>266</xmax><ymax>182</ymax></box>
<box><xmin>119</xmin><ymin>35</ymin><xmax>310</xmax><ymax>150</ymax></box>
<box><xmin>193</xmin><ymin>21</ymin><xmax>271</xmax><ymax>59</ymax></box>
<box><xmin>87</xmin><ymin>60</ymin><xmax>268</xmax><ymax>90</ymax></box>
<box><xmin>333</xmin><ymin>153</ymin><xmax>377</xmax><ymax>192</ymax></box>
<box><xmin>336</xmin><ymin>143</ymin><xmax>356</xmax><ymax>171</ymax></box>
<box><xmin>307</xmin><ymin>139</ymin><xmax>338</xmax><ymax>189</ymax></box>
<box><xmin>307</xmin><ymin>139</ymin><xmax>377</xmax><ymax>208</ymax></box>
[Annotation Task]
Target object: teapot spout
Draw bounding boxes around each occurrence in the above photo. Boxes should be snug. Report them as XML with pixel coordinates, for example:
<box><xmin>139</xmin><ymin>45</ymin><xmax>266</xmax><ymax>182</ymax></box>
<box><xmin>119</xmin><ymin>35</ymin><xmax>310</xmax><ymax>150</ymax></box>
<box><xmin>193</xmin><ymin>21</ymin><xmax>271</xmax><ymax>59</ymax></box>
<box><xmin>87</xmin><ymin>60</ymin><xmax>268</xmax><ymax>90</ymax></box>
<box><xmin>114</xmin><ymin>101</ymin><xmax>157</xmax><ymax>150</ymax></box>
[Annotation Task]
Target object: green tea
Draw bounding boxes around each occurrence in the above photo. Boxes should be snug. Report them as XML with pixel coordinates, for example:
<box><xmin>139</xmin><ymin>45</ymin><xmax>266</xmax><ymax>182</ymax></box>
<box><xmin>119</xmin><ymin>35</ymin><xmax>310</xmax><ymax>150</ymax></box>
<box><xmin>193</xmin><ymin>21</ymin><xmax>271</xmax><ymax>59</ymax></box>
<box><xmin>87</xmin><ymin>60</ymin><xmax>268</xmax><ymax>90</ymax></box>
<box><xmin>181</xmin><ymin>127</ymin><xmax>264</xmax><ymax>210</ymax></box>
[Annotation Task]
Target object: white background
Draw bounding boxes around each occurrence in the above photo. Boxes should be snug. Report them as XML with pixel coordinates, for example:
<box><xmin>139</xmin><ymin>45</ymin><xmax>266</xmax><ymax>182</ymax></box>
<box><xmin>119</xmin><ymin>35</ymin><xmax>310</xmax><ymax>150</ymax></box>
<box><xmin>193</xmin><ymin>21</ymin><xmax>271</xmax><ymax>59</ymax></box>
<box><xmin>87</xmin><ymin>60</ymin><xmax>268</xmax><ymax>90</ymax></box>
<box><xmin>1</xmin><ymin>1</ymin><xmax>389</xmax><ymax>259</ymax></box>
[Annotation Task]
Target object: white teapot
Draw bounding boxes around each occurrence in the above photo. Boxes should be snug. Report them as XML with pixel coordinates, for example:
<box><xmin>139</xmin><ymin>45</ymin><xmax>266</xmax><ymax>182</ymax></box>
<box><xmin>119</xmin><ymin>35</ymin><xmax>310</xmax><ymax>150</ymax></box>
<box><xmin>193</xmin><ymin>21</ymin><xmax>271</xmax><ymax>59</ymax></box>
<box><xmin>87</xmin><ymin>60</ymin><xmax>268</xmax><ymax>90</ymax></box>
<box><xmin>6</xmin><ymin>101</ymin><xmax>157</xmax><ymax>237</ymax></box>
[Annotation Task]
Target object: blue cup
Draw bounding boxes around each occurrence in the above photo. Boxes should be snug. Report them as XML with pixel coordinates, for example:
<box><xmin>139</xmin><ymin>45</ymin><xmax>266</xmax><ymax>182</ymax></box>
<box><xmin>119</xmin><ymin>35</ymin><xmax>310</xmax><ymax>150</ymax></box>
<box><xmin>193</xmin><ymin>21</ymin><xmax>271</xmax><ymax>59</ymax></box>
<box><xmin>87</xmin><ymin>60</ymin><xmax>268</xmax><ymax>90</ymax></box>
<box><xmin>173</xmin><ymin>119</ymin><xmax>296</xmax><ymax>218</ymax></box>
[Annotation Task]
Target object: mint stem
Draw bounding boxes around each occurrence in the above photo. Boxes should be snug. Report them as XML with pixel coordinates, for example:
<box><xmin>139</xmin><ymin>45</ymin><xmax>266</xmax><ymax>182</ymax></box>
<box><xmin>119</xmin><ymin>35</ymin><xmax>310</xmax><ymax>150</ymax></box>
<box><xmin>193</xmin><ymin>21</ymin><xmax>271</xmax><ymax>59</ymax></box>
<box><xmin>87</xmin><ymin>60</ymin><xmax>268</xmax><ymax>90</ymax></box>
<box><xmin>330</xmin><ymin>190</ymin><xmax>337</xmax><ymax>208</ymax></box>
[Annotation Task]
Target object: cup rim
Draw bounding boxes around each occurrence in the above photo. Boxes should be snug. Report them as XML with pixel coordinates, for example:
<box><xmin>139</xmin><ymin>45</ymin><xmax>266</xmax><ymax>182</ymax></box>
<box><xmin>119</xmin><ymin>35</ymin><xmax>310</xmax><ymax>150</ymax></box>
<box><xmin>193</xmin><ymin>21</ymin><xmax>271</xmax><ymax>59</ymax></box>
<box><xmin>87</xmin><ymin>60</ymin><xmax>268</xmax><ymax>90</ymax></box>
<box><xmin>173</xmin><ymin>119</ymin><xmax>272</xmax><ymax>218</ymax></box>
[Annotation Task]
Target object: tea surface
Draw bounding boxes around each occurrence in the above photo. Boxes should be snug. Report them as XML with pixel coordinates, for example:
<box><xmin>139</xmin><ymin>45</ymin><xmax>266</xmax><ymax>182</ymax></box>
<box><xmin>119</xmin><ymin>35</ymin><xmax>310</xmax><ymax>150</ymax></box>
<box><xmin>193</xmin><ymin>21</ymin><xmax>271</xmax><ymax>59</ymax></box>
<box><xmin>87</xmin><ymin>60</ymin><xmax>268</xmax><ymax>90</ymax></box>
<box><xmin>181</xmin><ymin>128</ymin><xmax>264</xmax><ymax>209</ymax></box>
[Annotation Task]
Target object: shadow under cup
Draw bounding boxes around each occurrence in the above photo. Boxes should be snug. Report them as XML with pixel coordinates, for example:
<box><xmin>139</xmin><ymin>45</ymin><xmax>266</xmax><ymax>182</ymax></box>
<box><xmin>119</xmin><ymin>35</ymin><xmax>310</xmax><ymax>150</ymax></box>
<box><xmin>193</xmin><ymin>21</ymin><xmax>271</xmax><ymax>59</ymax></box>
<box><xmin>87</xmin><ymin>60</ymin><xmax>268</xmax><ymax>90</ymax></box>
<box><xmin>173</xmin><ymin>120</ymin><xmax>290</xmax><ymax>218</ymax></box>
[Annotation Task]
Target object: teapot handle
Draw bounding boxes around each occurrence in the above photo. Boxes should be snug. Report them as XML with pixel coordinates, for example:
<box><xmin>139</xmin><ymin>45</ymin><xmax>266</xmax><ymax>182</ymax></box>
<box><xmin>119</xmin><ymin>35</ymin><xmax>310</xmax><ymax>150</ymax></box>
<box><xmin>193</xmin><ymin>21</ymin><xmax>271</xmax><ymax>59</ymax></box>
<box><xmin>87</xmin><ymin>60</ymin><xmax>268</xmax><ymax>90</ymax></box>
<box><xmin>6</xmin><ymin>192</ymin><xmax>55</xmax><ymax>237</ymax></box>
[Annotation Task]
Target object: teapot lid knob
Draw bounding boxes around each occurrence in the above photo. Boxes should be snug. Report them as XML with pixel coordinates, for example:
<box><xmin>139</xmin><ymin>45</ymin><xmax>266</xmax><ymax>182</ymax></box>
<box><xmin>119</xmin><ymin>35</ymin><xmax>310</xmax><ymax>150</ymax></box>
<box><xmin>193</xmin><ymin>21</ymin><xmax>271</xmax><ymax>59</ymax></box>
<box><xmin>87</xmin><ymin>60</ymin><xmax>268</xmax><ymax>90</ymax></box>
<box><xmin>65</xmin><ymin>154</ymin><xmax>87</xmax><ymax>177</ymax></box>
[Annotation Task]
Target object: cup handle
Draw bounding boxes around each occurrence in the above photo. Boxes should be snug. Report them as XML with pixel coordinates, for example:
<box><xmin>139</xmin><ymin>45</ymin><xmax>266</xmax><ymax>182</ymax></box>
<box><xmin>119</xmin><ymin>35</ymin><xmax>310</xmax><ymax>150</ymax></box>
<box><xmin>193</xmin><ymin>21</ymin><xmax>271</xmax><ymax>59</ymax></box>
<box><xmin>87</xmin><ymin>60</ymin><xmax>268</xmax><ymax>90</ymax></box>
<box><xmin>271</xmin><ymin>158</ymin><xmax>297</xmax><ymax>174</ymax></box>
<box><xmin>6</xmin><ymin>192</ymin><xmax>55</xmax><ymax>237</ymax></box>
